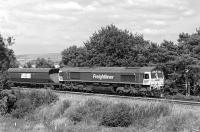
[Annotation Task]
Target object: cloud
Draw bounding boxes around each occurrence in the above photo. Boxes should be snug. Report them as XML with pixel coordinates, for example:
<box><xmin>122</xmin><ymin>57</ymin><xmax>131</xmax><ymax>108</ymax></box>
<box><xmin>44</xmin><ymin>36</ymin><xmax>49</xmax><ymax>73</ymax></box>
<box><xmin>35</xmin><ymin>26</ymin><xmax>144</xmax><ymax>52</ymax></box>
<box><xmin>13</xmin><ymin>11</ymin><xmax>64</xmax><ymax>20</ymax></box>
<box><xmin>147</xmin><ymin>20</ymin><xmax>167</xmax><ymax>26</ymax></box>
<box><xmin>124</xmin><ymin>0</ymin><xmax>187</xmax><ymax>8</ymax></box>
<box><xmin>182</xmin><ymin>9</ymin><xmax>195</xmax><ymax>16</ymax></box>
<box><xmin>34</xmin><ymin>1</ymin><xmax>83</xmax><ymax>11</ymax></box>
<box><xmin>140</xmin><ymin>28</ymin><xmax>165</xmax><ymax>35</ymax></box>
<box><xmin>0</xmin><ymin>0</ymin><xmax>200</xmax><ymax>54</ymax></box>
<box><xmin>0</xmin><ymin>10</ymin><xmax>7</xmax><ymax>22</ymax></box>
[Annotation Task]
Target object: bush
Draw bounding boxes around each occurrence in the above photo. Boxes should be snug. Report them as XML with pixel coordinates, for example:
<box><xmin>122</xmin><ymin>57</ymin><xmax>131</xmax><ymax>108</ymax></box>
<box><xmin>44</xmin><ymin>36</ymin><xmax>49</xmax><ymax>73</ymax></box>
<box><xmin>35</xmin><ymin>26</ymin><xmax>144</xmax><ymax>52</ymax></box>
<box><xmin>133</xmin><ymin>103</ymin><xmax>171</xmax><ymax>119</ymax></box>
<box><xmin>28</xmin><ymin>90</ymin><xmax>58</xmax><ymax>108</ymax></box>
<box><xmin>157</xmin><ymin>112</ymin><xmax>198</xmax><ymax>132</ymax></box>
<box><xmin>0</xmin><ymin>72</ymin><xmax>10</xmax><ymax>90</ymax></box>
<box><xmin>33</xmin><ymin>100</ymin><xmax>71</xmax><ymax>124</ymax></box>
<box><xmin>99</xmin><ymin>102</ymin><xmax>171</xmax><ymax>127</ymax></box>
<box><xmin>68</xmin><ymin>105</ymin><xmax>88</xmax><ymax>124</ymax></box>
<box><xmin>100</xmin><ymin>103</ymin><xmax>133</xmax><ymax>127</ymax></box>
<box><xmin>67</xmin><ymin>99</ymin><xmax>108</xmax><ymax>124</ymax></box>
<box><xmin>0</xmin><ymin>97</ymin><xmax>8</xmax><ymax>115</ymax></box>
<box><xmin>84</xmin><ymin>99</ymin><xmax>108</xmax><ymax>121</ymax></box>
<box><xmin>10</xmin><ymin>89</ymin><xmax>58</xmax><ymax>118</ymax></box>
<box><xmin>0</xmin><ymin>90</ymin><xmax>17</xmax><ymax>114</ymax></box>
<box><xmin>53</xmin><ymin>100</ymin><xmax>71</xmax><ymax>118</ymax></box>
<box><xmin>11</xmin><ymin>98</ymin><xmax>33</xmax><ymax>118</ymax></box>
<box><xmin>131</xmin><ymin>103</ymin><xmax>171</xmax><ymax>126</ymax></box>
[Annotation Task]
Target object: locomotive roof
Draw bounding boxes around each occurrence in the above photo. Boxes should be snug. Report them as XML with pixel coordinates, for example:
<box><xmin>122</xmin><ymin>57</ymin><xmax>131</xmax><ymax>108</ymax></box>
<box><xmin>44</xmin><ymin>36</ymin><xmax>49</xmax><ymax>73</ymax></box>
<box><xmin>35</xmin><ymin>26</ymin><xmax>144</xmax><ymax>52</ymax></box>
<box><xmin>60</xmin><ymin>67</ymin><xmax>158</xmax><ymax>73</ymax></box>
<box><xmin>8</xmin><ymin>68</ymin><xmax>52</xmax><ymax>73</ymax></box>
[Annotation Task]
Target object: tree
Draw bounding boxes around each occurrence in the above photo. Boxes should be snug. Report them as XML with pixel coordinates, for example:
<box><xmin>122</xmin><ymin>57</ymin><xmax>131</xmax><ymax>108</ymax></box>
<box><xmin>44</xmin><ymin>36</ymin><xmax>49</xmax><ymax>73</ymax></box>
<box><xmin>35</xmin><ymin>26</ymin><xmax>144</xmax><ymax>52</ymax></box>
<box><xmin>61</xmin><ymin>46</ymin><xmax>87</xmax><ymax>67</ymax></box>
<box><xmin>61</xmin><ymin>24</ymin><xmax>181</xmax><ymax>67</ymax></box>
<box><xmin>0</xmin><ymin>34</ymin><xmax>18</xmax><ymax>90</ymax></box>
<box><xmin>147</xmin><ymin>40</ymin><xmax>178</xmax><ymax>65</ymax></box>
<box><xmin>177</xmin><ymin>29</ymin><xmax>200</xmax><ymax>61</ymax></box>
<box><xmin>0</xmin><ymin>34</ymin><xmax>18</xmax><ymax>71</ymax></box>
<box><xmin>83</xmin><ymin>24</ymin><xmax>150</xmax><ymax>66</ymax></box>
<box><xmin>23</xmin><ymin>60</ymin><xmax>35</xmax><ymax>68</ymax></box>
<box><xmin>24</xmin><ymin>58</ymin><xmax>55</xmax><ymax>68</ymax></box>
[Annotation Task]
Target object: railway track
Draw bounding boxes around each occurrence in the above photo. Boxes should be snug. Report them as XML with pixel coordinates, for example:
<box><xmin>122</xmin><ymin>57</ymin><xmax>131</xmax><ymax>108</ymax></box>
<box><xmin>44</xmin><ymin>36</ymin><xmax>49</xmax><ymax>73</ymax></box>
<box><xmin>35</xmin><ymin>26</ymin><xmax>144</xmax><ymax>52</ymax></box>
<box><xmin>11</xmin><ymin>87</ymin><xmax>200</xmax><ymax>106</ymax></box>
<box><xmin>55</xmin><ymin>90</ymin><xmax>200</xmax><ymax>106</ymax></box>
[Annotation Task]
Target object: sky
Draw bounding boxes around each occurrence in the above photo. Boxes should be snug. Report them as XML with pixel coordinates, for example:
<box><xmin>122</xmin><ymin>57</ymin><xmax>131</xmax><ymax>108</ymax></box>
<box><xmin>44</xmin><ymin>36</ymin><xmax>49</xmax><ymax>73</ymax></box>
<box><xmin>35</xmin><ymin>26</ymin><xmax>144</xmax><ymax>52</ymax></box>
<box><xmin>0</xmin><ymin>0</ymin><xmax>200</xmax><ymax>55</ymax></box>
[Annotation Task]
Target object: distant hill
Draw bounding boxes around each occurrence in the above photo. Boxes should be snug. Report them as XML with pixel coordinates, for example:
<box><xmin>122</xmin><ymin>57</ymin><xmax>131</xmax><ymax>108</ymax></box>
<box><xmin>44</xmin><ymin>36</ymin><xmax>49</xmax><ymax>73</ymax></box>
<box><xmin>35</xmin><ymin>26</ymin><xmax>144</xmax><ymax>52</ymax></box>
<box><xmin>16</xmin><ymin>53</ymin><xmax>61</xmax><ymax>65</ymax></box>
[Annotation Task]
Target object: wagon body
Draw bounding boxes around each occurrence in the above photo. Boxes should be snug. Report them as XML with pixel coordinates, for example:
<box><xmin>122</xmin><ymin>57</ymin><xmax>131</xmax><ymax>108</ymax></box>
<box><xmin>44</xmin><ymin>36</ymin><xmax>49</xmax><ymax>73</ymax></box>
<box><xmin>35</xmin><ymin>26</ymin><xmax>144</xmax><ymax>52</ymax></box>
<box><xmin>7</xmin><ymin>68</ymin><xmax>54</xmax><ymax>84</ymax></box>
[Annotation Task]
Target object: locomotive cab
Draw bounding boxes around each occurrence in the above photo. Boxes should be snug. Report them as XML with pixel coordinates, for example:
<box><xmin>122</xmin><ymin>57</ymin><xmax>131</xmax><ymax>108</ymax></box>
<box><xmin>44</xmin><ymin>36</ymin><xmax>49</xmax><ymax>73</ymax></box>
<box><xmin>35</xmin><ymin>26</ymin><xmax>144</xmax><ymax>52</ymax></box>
<box><xmin>143</xmin><ymin>70</ymin><xmax>164</xmax><ymax>90</ymax></box>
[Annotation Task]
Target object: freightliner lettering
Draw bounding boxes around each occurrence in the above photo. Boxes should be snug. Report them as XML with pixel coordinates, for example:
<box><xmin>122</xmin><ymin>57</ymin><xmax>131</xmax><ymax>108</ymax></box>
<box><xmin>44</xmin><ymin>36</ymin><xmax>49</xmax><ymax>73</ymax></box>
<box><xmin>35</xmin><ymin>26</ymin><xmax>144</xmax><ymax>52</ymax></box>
<box><xmin>93</xmin><ymin>74</ymin><xmax>114</xmax><ymax>80</ymax></box>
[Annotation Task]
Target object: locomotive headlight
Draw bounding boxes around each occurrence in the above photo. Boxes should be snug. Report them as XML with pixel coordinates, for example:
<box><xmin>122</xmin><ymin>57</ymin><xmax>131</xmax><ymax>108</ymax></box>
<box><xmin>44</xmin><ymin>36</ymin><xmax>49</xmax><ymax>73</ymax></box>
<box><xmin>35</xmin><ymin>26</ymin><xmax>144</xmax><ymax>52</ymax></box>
<box><xmin>59</xmin><ymin>76</ymin><xmax>63</xmax><ymax>81</ymax></box>
<box><xmin>59</xmin><ymin>70</ymin><xmax>63</xmax><ymax>81</ymax></box>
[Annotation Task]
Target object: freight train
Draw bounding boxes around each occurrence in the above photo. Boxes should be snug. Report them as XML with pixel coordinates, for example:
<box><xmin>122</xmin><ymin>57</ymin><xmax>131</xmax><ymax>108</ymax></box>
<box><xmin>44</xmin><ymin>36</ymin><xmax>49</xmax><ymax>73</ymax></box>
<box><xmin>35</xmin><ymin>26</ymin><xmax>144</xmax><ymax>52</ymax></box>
<box><xmin>7</xmin><ymin>66</ymin><xmax>165</xmax><ymax>96</ymax></box>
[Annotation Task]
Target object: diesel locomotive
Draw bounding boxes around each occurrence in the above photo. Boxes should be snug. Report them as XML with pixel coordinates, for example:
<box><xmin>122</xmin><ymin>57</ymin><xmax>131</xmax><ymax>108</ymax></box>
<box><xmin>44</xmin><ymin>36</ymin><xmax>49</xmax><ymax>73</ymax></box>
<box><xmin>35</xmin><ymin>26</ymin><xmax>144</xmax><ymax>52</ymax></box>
<box><xmin>7</xmin><ymin>66</ymin><xmax>165</xmax><ymax>96</ymax></box>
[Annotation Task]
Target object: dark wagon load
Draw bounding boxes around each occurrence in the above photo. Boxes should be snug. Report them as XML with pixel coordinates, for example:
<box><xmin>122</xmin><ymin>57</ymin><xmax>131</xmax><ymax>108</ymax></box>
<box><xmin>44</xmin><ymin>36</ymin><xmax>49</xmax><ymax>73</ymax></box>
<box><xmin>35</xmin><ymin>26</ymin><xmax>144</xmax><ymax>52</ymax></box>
<box><xmin>8</xmin><ymin>68</ymin><xmax>59</xmax><ymax>88</ymax></box>
<box><xmin>58</xmin><ymin>67</ymin><xmax>165</xmax><ymax>96</ymax></box>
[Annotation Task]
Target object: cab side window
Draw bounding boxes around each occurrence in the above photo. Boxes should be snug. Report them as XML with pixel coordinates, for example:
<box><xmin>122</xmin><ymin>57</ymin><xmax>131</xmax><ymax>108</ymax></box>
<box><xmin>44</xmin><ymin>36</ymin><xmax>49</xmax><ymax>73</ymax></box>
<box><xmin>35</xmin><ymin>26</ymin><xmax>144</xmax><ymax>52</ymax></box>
<box><xmin>144</xmin><ymin>74</ymin><xmax>149</xmax><ymax>79</ymax></box>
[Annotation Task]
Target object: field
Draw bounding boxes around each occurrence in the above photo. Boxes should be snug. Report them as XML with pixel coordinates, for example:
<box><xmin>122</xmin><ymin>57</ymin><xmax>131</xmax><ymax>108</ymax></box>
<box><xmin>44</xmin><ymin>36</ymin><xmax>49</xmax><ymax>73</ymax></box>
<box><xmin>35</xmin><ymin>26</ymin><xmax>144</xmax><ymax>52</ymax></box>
<box><xmin>16</xmin><ymin>53</ymin><xmax>61</xmax><ymax>65</ymax></box>
<box><xmin>1</xmin><ymin>89</ymin><xmax>200</xmax><ymax>132</ymax></box>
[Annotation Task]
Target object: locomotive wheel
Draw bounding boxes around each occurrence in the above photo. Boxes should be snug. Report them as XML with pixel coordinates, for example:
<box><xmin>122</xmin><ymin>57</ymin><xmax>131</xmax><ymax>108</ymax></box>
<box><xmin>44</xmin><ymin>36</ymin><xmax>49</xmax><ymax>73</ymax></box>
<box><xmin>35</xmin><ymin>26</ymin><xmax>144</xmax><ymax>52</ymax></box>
<box><xmin>117</xmin><ymin>90</ymin><xmax>124</xmax><ymax>95</ymax></box>
<box><xmin>111</xmin><ymin>87</ymin><xmax>117</xmax><ymax>94</ymax></box>
<box><xmin>116</xmin><ymin>87</ymin><xmax>125</xmax><ymax>95</ymax></box>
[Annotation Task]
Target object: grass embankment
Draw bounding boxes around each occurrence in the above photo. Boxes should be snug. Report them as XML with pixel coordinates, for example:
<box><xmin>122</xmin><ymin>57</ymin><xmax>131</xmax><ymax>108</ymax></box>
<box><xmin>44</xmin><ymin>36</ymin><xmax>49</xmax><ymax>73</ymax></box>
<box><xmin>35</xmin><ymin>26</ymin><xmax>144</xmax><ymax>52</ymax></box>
<box><xmin>1</xmin><ymin>89</ymin><xmax>200</xmax><ymax>132</ymax></box>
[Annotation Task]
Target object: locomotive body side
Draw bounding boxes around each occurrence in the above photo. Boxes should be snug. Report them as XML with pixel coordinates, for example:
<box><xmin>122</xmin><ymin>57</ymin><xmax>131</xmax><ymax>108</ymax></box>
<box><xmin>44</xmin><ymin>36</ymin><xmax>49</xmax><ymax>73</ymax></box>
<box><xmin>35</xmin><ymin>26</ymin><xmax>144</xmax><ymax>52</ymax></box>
<box><xmin>59</xmin><ymin>67</ymin><xmax>142</xmax><ymax>83</ymax></box>
<box><xmin>59</xmin><ymin>67</ymin><xmax>164</xmax><ymax>95</ymax></box>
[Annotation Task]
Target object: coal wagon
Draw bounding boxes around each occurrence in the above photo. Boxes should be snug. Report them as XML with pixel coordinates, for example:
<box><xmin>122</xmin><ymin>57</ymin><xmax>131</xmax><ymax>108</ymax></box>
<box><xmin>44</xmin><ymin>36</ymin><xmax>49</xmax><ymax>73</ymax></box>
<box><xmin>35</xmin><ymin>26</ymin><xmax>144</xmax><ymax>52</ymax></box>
<box><xmin>8</xmin><ymin>68</ymin><xmax>59</xmax><ymax>88</ymax></box>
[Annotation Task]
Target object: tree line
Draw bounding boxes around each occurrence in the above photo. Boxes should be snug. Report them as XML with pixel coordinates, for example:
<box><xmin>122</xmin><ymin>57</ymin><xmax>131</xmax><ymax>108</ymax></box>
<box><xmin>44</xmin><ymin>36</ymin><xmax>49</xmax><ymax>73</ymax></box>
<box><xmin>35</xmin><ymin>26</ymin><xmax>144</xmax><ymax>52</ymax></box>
<box><xmin>60</xmin><ymin>25</ymin><xmax>200</xmax><ymax>94</ymax></box>
<box><xmin>1</xmin><ymin>24</ymin><xmax>200</xmax><ymax>93</ymax></box>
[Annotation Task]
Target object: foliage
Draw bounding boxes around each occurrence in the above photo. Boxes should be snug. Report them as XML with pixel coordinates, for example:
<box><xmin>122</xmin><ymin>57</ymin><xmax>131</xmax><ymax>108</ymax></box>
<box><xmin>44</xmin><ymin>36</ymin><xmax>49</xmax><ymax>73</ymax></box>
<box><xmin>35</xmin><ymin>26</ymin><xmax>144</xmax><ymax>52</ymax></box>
<box><xmin>67</xmin><ymin>99</ymin><xmax>108</xmax><ymax>124</ymax></box>
<box><xmin>33</xmin><ymin>100</ymin><xmax>71</xmax><ymax>125</ymax></box>
<box><xmin>100</xmin><ymin>102</ymin><xmax>171</xmax><ymax>127</ymax></box>
<box><xmin>61</xmin><ymin>24</ymin><xmax>150</xmax><ymax>67</ymax></box>
<box><xmin>66</xmin><ymin>99</ymin><xmax>171</xmax><ymax>127</ymax></box>
<box><xmin>52</xmin><ymin>100</ymin><xmax>71</xmax><ymax>118</ymax></box>
<box><xmin>60</xmin><ymin>25</ymin><xmax>198</xmax><ymax>94</ymax></box>
<box><xmin>68</xmin><ymin>105</ymin><xmax>88</xmax><ymax>123</ymax></box>
<box><xmin>61</xmin><ymin>46</ymin><xmax>87</xmax><ymax>67</ymax></box>
<box><xmin>24</xmin><ymin>58</ymin><xmax>55</xmax><ymax>68</ymax></box>
<box><xmin>11</xmin><ymin>98</ymin><xmax>33</xmax><ymax>118</ymax></box>
<box><xmin>0</xmin><ymin>90</ymin><xmax>17</xmax><ymax>115</ymax></box>
<box><xmin>100</xmin><ymin>103</ymin><xmax>133</xmax><ymax>127</ymax></box>
<box><xmin>1</xmin><ymin>99</ymin><xmax>200</xmax><ymax>132</ymax></box>
<box><xmin>11</xmin><ymin>89</ymin><xmax>58</xmax><ymax>118</ymax></box>
<box><xmin>83</xmin><ymin>99</ymin><xmax>108</xmax><ymax>121</ymax></box>
<box><xmin>27</xmin><ymin>89</ymin><xmax>58</xmax><ymax>108</ymax></box>
<box><xmin>0</xmin><ymin>34</ymin><xmax>18</xmax><ymax>90</ymax></box>
<box><xmin>157</xmin><ymin>112</ymin><xmax>199</xmax><ymax>132</ymax></box>
<box><xmin>0</xmin><ymin>89</ymin><xmax>58</xmax><ymax>118</ymax></box>
<box><xmin>84</xmin><ymin>24</ymin><xmax>151</xmax><ymax>66</ymax></box>
<box><xmin>0</xmin><ymin>34</ymin><xmax>18</xmax><ymax>71</ymax></box>
<box><xmin>61</xmin><ymin>25</ymin><xmax>183</xmax><ymax>68</ymax></box>
<box><xmin>60</xmin><ymin>25</ymin><xmax>200</xmax><ymax>93</ymax></box>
